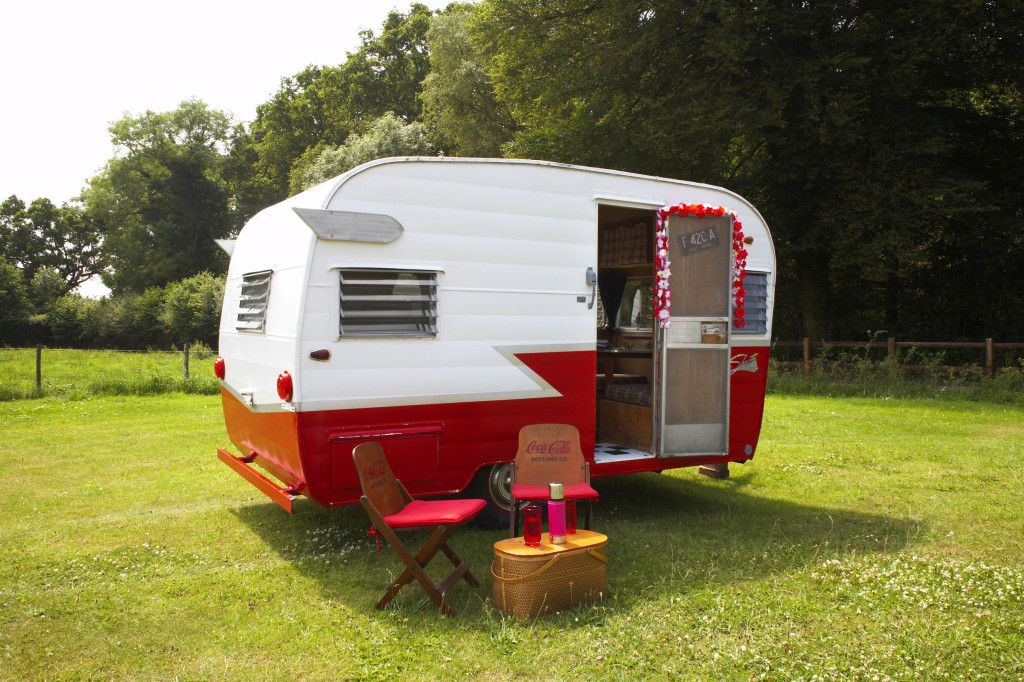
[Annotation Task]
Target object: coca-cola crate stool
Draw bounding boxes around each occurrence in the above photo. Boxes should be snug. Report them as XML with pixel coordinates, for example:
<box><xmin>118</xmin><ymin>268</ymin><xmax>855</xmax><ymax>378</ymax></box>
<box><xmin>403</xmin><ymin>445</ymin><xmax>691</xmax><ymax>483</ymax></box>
<box><xmin>509</xmin><ymin>423</ymin><xmax>599</xmax><ymax>537</ymax></box>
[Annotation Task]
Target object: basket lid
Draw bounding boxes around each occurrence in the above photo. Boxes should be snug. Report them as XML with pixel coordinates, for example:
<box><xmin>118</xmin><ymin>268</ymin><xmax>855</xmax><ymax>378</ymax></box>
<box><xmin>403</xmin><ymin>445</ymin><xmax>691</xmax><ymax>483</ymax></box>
<box><xmin>494</xmin><ymin>530</ymin><xmax>607</xmax><ymax>557</ymax></box>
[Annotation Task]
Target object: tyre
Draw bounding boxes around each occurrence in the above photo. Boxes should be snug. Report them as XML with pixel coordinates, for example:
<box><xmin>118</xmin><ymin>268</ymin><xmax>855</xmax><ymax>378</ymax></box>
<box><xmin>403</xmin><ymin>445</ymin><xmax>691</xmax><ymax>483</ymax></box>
<box><xmin>466</xmin><ymin>463</ymin><xmax>512</xmax><ymax>530</ymax></box>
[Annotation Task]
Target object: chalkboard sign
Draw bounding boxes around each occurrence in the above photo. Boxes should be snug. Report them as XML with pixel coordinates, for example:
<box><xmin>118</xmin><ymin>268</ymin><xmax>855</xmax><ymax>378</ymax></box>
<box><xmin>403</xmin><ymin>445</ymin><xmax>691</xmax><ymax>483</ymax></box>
<box><xmin>678</xmin><ymin>225</ymin><xmax>721</xmax><ymax>256</ymax></box>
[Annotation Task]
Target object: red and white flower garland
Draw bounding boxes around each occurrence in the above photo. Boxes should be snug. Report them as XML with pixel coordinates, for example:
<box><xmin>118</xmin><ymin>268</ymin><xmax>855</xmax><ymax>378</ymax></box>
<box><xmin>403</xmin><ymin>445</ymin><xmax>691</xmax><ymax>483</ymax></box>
<box><xmin>654</xmin><ymin>203</ymin><xmax>748</xmax><ymax>329</ymax></box>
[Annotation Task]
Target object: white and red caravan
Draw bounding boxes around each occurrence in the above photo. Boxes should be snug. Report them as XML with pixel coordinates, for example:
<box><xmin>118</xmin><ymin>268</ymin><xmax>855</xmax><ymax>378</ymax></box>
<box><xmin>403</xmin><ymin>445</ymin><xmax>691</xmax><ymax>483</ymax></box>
<box><xmin>215</xmin><ymin>157</ymin><xmax>775</xmax><ymax>526</ymax></box>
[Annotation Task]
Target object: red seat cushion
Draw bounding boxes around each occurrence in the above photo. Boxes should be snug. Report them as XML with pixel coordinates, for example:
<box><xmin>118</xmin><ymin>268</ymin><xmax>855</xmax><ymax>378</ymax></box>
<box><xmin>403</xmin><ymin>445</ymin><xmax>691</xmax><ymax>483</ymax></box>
<box><xmin>384</xmin><ymin>499</ymin><xmax>486</xmax><ymax>529</ymax></box>
<box><xmin>511</xmin><ymin>482</ymin><xmax>599</xmax><ymax>502</ymax></box>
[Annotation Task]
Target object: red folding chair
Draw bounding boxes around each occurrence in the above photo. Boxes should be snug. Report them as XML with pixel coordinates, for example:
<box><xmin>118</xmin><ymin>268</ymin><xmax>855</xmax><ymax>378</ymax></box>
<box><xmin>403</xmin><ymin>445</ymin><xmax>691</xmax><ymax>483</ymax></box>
<box><xmin>353</xmin><ymin>441</ymin><xmax>486</xmax><ymax>616</ymax></box>
<box><xmin>509</xmin><ymin>424</ymin><xmax>599</xmax><ymax>537</ymax></box>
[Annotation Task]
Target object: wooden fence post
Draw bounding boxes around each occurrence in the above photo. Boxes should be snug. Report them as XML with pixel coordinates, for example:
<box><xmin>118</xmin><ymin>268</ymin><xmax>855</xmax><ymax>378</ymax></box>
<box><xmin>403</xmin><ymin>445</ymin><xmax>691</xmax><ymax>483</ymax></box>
<box><xmin>183</xmin><ymin>343</ymin><xmax>190</xmax><ymax>380</ymax></box>
<box><xmin>36</xmin><ymin>344</ymin><xmax>42</xmax><ymax>390</ymax></box>
<box><xmin>986</xmin><ymin>338</ymin><xmax>994</xmax><ymax>378</ymax></box>
<box><xmin>803</xmin><ymin>337</ymin><xmax>811</xmax><ymax>377</ymax></box>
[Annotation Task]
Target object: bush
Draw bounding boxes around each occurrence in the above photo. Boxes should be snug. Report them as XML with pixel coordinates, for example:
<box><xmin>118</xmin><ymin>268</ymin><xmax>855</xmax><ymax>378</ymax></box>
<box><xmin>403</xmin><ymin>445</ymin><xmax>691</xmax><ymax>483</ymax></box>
<box><xmin>162</xmin><ymin>272</ymin><xmax>225</xmax><ymax>348</ymax></box>
<box><xmin>768</xmin><ymin>337</ymin><xmax>1023</xmax><ymax>406</ymax></box>
<box><xmin>0</xmin><ymin>262</ymin><xmax>30</xmax><ymax>346</ymax></box>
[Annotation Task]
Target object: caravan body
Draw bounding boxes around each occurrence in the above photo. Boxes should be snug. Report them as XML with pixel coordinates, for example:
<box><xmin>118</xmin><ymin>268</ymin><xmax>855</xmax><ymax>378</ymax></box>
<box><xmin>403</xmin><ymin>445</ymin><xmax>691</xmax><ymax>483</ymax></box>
<box><xmin>216</xmin><ymin>158</ymin><xmax>775</xmax><ymax>518</ymax></box>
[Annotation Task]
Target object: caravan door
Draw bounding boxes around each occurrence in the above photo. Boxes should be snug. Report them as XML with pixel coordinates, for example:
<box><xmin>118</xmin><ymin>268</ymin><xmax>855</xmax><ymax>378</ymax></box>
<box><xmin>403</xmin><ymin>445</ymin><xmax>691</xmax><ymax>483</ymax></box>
<box><xmin>655</xmin><ymin>213</ymin><xmax>733</xmax><ymax>457</ymax></box>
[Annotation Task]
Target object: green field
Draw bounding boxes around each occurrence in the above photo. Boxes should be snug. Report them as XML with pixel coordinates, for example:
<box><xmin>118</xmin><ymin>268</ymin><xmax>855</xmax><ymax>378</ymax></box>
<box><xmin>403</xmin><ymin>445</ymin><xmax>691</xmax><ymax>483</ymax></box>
<box><xmin>1</xmin><ymin>393</ymin><xmax>1022</xmax><ymax>680</ymax></box>
<box><xmin>0</xmin><ymin>348</ymin><xmax>219</xmax><ymax>401</ymax></box>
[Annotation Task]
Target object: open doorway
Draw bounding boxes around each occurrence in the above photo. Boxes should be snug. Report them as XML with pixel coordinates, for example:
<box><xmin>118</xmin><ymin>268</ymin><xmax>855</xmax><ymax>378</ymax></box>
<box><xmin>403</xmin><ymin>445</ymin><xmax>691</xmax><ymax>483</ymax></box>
<box><xmin>594</xmin><ymin>204</ymin><xmax>658</xmax><ymax>464</ymax></box>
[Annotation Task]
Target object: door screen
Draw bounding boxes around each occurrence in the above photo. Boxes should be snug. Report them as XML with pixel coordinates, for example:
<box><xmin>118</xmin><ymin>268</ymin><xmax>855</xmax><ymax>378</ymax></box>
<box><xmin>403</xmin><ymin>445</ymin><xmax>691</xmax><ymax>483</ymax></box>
<box><xmin>656</xmin><ymin>214</ymin><xmax>732</xmax><ymax>456</ymax></box>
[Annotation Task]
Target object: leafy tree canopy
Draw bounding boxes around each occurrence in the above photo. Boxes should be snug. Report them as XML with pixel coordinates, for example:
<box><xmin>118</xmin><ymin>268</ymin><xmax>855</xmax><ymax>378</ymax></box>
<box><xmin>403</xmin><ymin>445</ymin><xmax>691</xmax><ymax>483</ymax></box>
<box><xmin>228</xmin><ymin>3</ymin><xmax>438</xmax><ymax>211</ymax></box>
<box><xmin>292</xmin><ymin>112</ymin><xmax>435</xmax><ymax>192</ymax></box>
<box><xmin>83</xmin><ymin>99</ymin><xmax>234</xmax><ymax>295</ymax></box>
<box><xmin>421</xmin><ymin>2</ymin><xmax>516</xmax><ymax>157</ymax></box>
<box><xmin>472</xmin><ymin>0</ymin><xmax>1024</xmax><ymax>339</ymax></box>
<box><xmin>0</xmin><ymin>195</ymin><xmax>105</xmax><ymax>294</ymax></box>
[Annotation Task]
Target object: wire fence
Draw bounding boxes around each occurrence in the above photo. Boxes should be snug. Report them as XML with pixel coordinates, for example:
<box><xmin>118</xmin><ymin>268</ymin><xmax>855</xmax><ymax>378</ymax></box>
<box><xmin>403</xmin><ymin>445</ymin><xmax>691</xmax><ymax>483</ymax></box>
<box><xmin>0</xmin><ymin>346</ymin><xmax>220</xmax><ymax>400</ymax></box>
<box><xmin>773</xmin><ymin>337</ymin><xmax>1024</xmax><ymax>377</ymax></box>
<box><xmin>3</xmin><ymin>338</ymin><xmax>1023</xmax><ymax>404</ymax></box>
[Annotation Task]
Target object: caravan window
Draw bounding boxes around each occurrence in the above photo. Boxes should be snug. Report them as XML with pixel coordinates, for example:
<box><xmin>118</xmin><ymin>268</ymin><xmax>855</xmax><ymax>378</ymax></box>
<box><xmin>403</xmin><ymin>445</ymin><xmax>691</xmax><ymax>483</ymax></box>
<box><xmin>236</xmin><ymin>270</ymin><xmax>272</xmax><ymax>333</ymax></box>
<box><xmin>338</xmin><ymin>269</ymin><xmax>438</xmax><ymax>338</ymax></box>
<box><xmin>734</xmin><ymin>271</ymin><xmax>768</xmax><ymax>334</ymax></box>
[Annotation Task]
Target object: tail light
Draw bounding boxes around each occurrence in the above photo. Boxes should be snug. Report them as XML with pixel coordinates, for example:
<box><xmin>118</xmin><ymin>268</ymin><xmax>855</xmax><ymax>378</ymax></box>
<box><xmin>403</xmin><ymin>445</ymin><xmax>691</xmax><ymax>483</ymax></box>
<box><xmin>277</xmin><ymin>371</ymin><xmax>293</xmax><ymax>402</ymax></box>
<box><xmin>214</xmin><ymin>356</ymin><xmax>226</xmax><ymax>379</ymax></box>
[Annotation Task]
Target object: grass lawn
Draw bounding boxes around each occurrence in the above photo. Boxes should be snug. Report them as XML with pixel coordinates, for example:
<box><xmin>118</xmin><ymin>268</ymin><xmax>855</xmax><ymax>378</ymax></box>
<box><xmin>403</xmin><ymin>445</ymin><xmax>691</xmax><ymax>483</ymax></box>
<box><xmin>1</xmin><ymin>393</ymin><xmax>1022</xmax><ymax>680</ymax></box>
<box><xmin>0</xmin><ymin>348</ymin><xmax>218</xmax><ymax>401</ymax></box>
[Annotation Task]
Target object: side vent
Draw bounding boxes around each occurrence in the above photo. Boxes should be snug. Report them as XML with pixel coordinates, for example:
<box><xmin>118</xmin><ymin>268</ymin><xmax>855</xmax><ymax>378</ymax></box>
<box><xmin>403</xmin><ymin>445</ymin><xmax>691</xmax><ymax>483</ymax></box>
<box><xmin>237</xmin><ymin>270</ymin><xmax>272</xmax><ymax>333</ymax></box>
<box><xmin>338</xmin><ymin>269</ymin><xmax>438</xmax><ymax>338</ymax></box>
<box><xmin>735</xmin><ymin>271</ymin><xmax>769</xmax><ymax>334</ymax></box>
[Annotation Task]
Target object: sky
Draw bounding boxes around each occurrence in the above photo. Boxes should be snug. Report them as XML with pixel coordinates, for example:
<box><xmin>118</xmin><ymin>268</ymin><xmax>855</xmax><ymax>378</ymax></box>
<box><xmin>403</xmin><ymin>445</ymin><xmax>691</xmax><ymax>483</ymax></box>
<box><xmin>0</xmin><ymin>0</ymin><xmax>457</xmax><ymax>205</ymax></box>
<box><xmin>1</xmin><ymin>0</ymin><xmax>458</xmax><ymax>297</ymax></box>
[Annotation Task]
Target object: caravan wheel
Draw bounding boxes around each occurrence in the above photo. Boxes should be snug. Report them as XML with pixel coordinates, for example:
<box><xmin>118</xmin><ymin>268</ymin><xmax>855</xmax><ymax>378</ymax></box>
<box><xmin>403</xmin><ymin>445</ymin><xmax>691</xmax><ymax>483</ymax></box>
<box><xmin>467</xmin><ymin>463</ymin><xmax>512</xmax><ymax>530</ymax></box>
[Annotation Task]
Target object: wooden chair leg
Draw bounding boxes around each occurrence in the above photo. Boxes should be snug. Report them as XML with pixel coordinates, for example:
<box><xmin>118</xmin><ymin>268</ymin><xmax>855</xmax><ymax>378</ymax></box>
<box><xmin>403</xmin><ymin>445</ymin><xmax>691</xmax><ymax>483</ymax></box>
<box><xmin>376</xmin><ymin>524</ymin><xmax>473</xmax><ymax>616</ymax></box>
<box><xmin>376</xmin><ymin>525</ymin><xmax>456</xmax><ymax>612</ymax></box>
<box><xmin>438</xmin><ymin>537</ymin><xmax>480</xmax><ymax>587</ymax></box>
<box><xmin>585</xmin><ymin>500</ymin><xmax>593</xmax><ymax>530</ymax></box>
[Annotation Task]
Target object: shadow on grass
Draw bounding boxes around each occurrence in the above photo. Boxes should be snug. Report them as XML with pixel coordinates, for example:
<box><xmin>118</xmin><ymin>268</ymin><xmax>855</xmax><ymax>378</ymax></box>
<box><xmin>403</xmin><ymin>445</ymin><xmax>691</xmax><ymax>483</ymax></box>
<box><xmin>231</xmin><ymin>467</ymin><xmax>922</xmax><ymax>626</ymax></box>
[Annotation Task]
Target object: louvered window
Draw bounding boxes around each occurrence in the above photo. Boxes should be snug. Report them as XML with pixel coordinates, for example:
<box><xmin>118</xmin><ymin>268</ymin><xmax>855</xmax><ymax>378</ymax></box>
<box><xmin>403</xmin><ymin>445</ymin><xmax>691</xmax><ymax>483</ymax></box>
<box><xmin>338</xmin><ymin>269</ymin><xmax>438</xmax><ymax>338</ymax></box>
<box><xmin>236</xmin><ymin>270</ymin><xmax>272</xmax><ymax>332</ymax></box>
<box><xmin>734</xmin><ymin>271</ymin><xmax>768</xmax><ymax>334</ymax></box>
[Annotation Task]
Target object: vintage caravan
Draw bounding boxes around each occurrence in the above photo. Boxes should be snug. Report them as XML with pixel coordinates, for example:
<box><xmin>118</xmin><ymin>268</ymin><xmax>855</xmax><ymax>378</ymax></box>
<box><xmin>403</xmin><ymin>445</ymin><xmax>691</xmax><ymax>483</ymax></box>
<box><xmin>215</xmin><ymin>157</ymin><xmax>775</xmax><ymax>526</ymax></box>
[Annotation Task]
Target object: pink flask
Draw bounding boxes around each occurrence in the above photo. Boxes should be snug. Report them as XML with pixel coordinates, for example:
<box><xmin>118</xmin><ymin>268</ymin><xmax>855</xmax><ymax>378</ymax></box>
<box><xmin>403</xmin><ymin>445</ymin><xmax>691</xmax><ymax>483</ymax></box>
<box><xmin>548</xmin><ymin>482</ymin><xmax>566</xmax><ymax>544</ymax></box>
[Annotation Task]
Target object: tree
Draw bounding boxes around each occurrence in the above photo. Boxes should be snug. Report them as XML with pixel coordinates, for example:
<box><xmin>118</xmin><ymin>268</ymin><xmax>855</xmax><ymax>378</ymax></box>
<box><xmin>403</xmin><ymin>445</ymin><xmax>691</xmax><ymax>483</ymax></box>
<box><xmin>421</xmin><ymin>3</ymin><xmax>516</xmax><ymax>157</ymax></box>
<box><xmin>473</xmin><ymin>0</ymin><xmax>1024</xmax><ymax>340</ymax></box>
<box><xmin>30</xmin><ymin>268</ymin><xmax>66</xmax><ymax>311</ymax></box>
<box><xmin>0</xmin><ymin>197</ymin><xmax>33</xmax><ymax>270</ymax></box>
<box><xmin>293</xmin><ymin>113</ymin><xmax>435</xmax><ymax>191</ymax></box>
<box><xmin>84</xmin><ymin>99</ymin><xmax>234</xmax><ymax>294</ymax></box>
<box><xmin>228</xmin><ymin>4</ymin><xmax>439</xmax><ymax>211</ymax></box>
<box><xmin>336</xmin><ymin>3</ymin><xmax>436</xmax><ymax>127</ymax></box>
<box><xmin>227</xmin><ymin>66</ymin><xmax>354</xmax><ymax>217</ymax></box>
<box><xmin>1</xmin><ymin>195</ymin><xmax>105</xmax><ymax>294</ymax></box>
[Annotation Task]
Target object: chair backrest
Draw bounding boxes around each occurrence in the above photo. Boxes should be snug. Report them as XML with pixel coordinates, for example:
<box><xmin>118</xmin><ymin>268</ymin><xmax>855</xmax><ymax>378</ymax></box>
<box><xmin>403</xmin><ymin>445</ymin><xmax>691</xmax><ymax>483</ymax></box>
<box><xmin>513</xmin><ymin>424</ymin><xmax>587</xmax><ymax>487</ymax></box>
<box><xmin>353</xmin><ymin>441</ymin><xmax>406</xmax><ymax>517</ymax></box>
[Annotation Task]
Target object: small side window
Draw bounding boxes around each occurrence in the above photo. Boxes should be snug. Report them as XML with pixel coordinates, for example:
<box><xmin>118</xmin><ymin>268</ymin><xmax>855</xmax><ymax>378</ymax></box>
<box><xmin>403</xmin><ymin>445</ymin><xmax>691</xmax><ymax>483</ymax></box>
<box><xmin>339</xmin><ymin>269</ymin><xmax>438</xmax><ymax>338</ymax></box>
<box><xmin>734</xmin><ymin>271</ymin><xmax>768</xmax><ymax>334</ymax></box>
<box><xmin>236</xmin><ymin>270</ymin><xmax>272</xmax><ymax>333</ymax></box>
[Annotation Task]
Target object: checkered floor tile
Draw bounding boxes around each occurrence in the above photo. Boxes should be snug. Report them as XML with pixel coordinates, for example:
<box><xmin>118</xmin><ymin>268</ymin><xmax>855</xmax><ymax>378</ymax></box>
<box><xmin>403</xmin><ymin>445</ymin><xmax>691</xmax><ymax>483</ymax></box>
<box><xmin>594</xmin><ymin>440</ymin><xmax>656</xmax><ymax>464</ymax></box>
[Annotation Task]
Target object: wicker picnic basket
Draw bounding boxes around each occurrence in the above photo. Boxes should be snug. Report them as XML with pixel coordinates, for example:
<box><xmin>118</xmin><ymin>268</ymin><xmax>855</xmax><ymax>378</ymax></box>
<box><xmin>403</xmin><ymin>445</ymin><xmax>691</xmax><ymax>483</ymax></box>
<box><xmin>491</xmin><ymin>531</ymin><xmax>608</xmax><ymax>620</ymax></box>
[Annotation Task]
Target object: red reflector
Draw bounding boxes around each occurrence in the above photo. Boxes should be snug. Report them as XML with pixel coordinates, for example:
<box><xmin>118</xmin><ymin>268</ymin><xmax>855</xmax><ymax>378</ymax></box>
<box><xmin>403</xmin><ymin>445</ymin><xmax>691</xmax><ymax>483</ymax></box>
<box><xmin>309</xmin><ymin>348</ymin><xmax>331</xmax><ymax>361</ymax></box>
<box><xmin>277</xmin><ymin>371</ymin><xmax>293</xmax><ymax>402</ymax></box>
<box><xmin>214</xmin><ymin>357</ymin><xmax>225</xmax><ymax>379</ymax></box>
